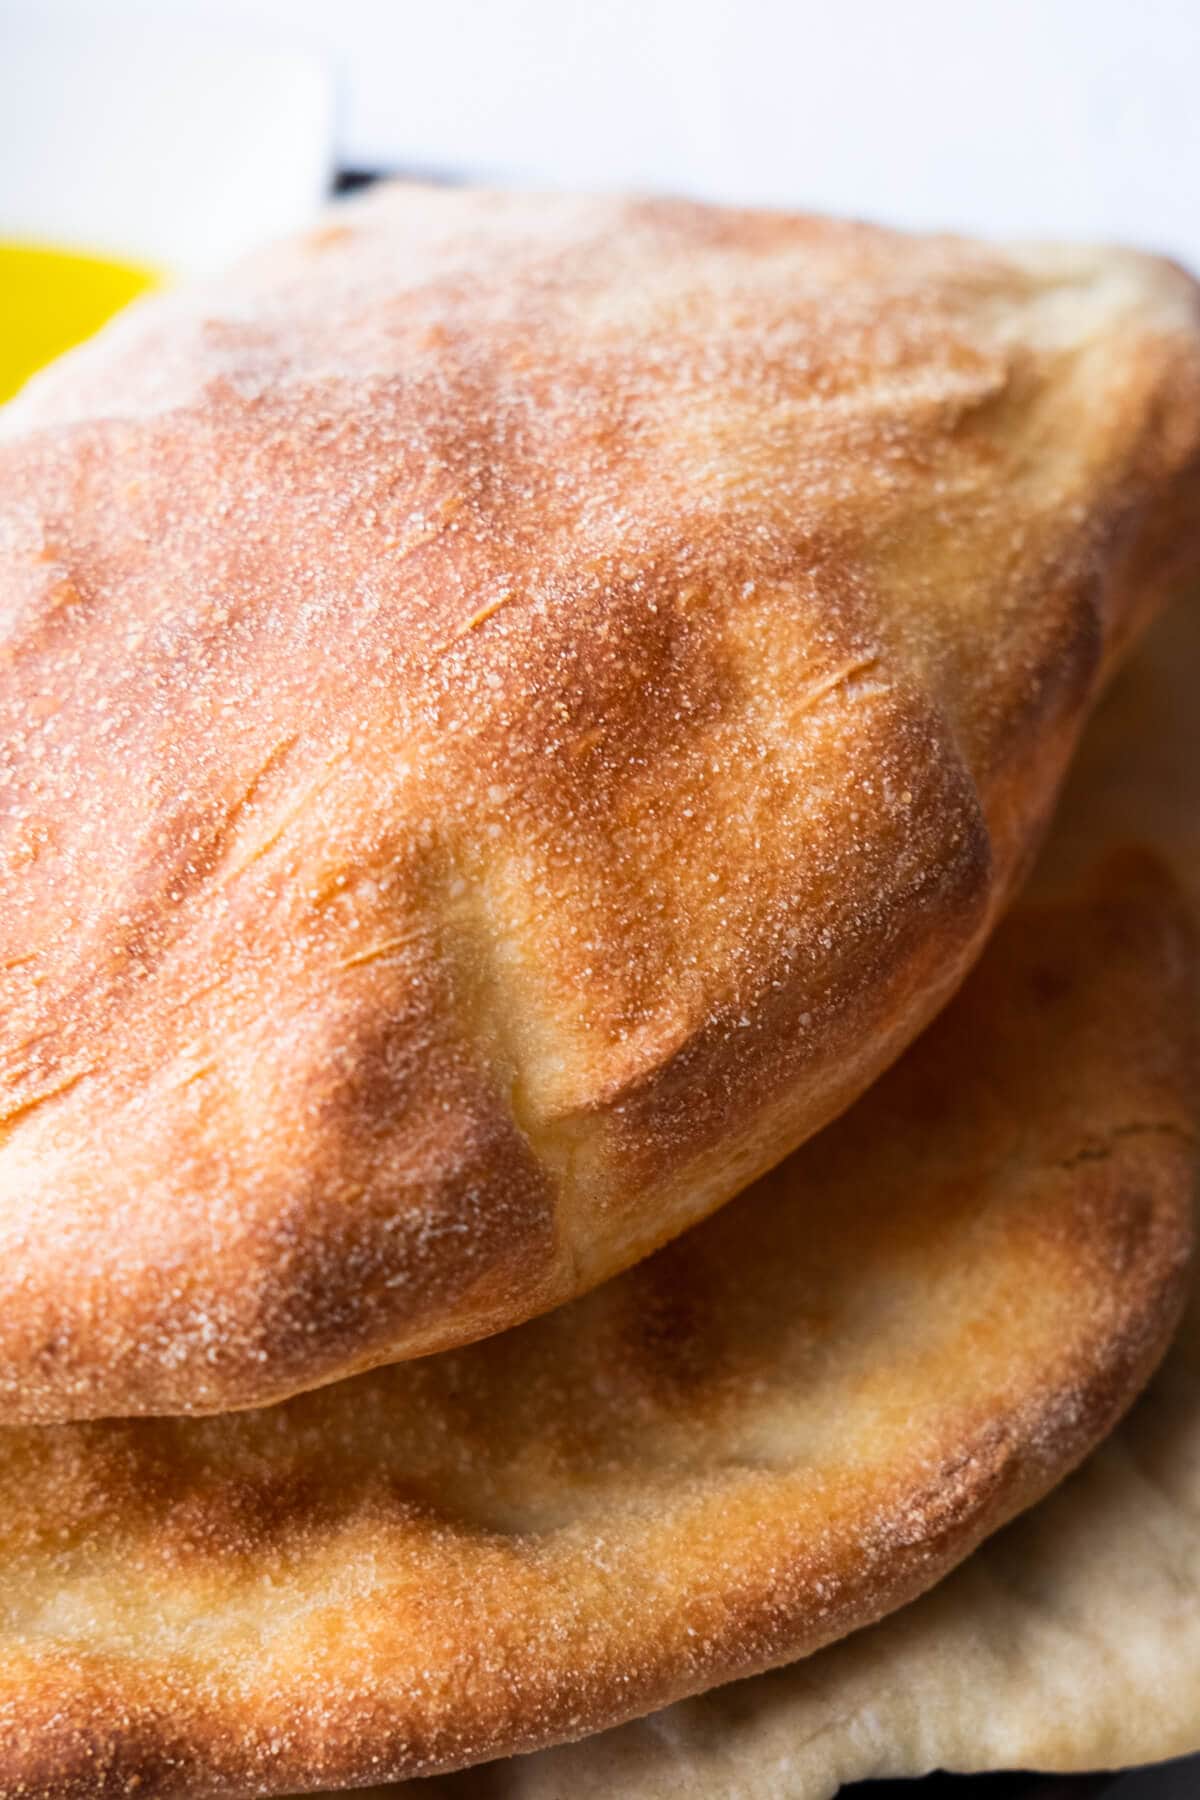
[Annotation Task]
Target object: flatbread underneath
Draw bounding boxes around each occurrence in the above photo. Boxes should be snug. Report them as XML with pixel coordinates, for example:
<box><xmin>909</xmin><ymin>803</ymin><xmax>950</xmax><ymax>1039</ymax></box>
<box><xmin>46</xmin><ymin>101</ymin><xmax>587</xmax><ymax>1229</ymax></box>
<box><xmin>393</xmin><ymin>1244</ymin><xmax>1200</xmax><ymax>1800</ymax></box>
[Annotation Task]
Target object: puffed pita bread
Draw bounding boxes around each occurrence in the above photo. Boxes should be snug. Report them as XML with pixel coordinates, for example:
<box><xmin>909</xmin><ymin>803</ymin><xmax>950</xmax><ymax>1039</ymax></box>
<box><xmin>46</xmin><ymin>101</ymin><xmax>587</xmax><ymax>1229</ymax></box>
<box><xmin>0</xmin><ymin>848</ymin><xmax>1193</xmax><ymax>1789</ymax></box>
<box><xmin>4</xmin><ymin>189</ymin><xmax>1200</xmax><ymax>1422</ymax></box>
<box><xmin>332</xmin><ymin>598</ymin><xmax>1200</xmax><ymax>1800</ymax></box>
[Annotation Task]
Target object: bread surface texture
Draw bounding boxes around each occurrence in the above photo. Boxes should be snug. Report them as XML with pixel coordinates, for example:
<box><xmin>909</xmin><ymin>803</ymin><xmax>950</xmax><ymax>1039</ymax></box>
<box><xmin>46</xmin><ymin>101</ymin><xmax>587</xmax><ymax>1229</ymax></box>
<box><xmin>290</xmin><ymin>595</ymin><xmax>1200</xmax><ymax>1800</ymax></box>
<box><xmin>0</xmin><ymin>848</ymin><xmax>1193</xmax><ymax>1796</ymax></box>
<box><xmin>2</xmin><ymin>186</ymin><xmax>1200</xmax><ymax>1418</ymax></box>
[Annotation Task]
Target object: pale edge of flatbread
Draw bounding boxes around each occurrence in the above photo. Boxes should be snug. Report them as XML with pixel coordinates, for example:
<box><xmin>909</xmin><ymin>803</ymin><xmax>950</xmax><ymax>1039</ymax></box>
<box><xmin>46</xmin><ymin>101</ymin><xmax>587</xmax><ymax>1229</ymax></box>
<box><xmin>295</xmin><ymin>1274</ymin><xmax>1197</xmax><ymax>1800</ymax></box>
<box><xmin>448</xmin><ymin>1290</ymin><xmax>1200</xmax><ymax>1798</ymax></box>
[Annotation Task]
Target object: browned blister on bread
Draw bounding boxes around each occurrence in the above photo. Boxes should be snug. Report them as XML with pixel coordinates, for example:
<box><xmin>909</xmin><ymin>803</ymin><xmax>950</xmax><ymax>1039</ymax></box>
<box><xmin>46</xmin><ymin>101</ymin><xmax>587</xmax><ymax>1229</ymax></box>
<box><xmin>1</xmin><ymin>187</ymin><xmax>1199</xmax><ymax>1420</ymax></box>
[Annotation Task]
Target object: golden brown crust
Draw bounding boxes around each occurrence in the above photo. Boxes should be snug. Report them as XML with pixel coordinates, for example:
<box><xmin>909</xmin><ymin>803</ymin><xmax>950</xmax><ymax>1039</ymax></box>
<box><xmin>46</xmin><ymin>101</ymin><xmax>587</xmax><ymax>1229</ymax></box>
<box><xmin>339</xmin><ymin>593</ymin><xmax>1200</xmax><ymax>1800</ymax></box>
<box><xmin>2</xmin><ymin>189</ymin><xmax>1200</xmax><ymax>1420</ymax></box>
<box><xmin>0</xmin><ymin>850</ymin><xmax>1193</xmax><ymax>1797</ymax></box>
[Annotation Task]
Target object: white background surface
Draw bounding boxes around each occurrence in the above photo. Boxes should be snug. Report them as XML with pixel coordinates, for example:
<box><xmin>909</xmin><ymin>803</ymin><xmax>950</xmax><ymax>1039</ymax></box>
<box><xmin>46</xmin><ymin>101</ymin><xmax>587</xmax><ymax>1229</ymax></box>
<box><xmin>157</xmin><ymin>0</ymin><xmax>1198</xmax><ymax>265</ymax></box>
<box><xmin>5</xmin><ymin>0</ymin><xmax>1200</xmax><ymax>268</ymax></box>
<box><xmin>1</xmin><ymin>0</ymin><xmax>332</xmax><ymax>270</ymax></box>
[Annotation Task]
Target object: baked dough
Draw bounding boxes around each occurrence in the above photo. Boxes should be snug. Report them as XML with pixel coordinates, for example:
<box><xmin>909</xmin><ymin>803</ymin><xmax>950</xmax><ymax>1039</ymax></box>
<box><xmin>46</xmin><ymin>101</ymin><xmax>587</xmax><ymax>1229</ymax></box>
<box><xmin>352</xmin><ymin>595</ymin><xmax>1200</xmax><ymax>1800</ymax></box>
<box><xmin>2</xmin><ymin>188</ymin><xmax>1200</xmax><ymax>1420</ymax></box>
<box><xmin>400</xmin><ymin>1222</ymin><xmax>1200</xmax><ymax>1800</ymax></box>
<box><xmin>0</xmin><ymin>847</ymin><xmax>1192</xmax><ymax>1795</ymax></box>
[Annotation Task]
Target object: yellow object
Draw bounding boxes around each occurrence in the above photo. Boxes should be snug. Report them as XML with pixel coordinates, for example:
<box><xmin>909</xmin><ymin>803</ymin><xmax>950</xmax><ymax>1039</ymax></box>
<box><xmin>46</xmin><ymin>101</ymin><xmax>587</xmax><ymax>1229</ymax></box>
<box><xmin>0</xmin><ymin>241</ymin><xmax>159</xmax><ymax>404</ymax></box>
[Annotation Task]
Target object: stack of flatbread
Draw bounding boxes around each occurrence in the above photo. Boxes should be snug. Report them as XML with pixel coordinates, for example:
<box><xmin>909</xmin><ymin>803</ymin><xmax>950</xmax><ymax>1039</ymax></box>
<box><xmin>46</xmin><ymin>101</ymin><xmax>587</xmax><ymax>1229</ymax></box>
<box><xmin>1</xmin><ymin>187</ymin><xmax>1199</xmax><ymax>1800</ymax></box>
